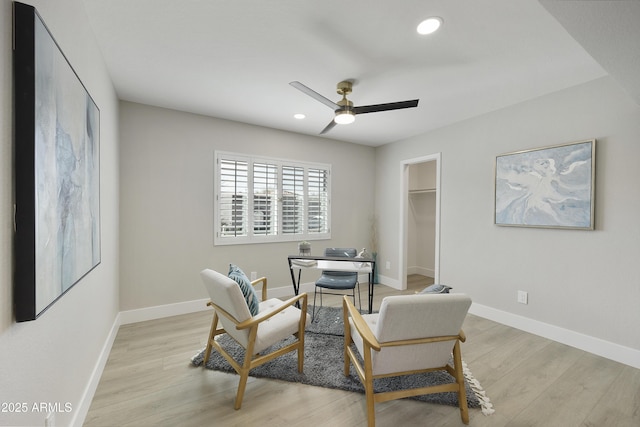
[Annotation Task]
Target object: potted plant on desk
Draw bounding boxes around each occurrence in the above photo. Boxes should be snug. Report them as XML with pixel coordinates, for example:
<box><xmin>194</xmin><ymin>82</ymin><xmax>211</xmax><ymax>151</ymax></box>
<box><xmin>298</xmin><ymin>241</ymin><xmax>311</xmax><ymax>255</ymax></box>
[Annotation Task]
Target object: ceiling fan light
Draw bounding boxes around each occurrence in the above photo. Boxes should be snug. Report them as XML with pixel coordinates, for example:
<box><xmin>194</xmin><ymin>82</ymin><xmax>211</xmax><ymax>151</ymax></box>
<box><xmin>334</xmin><ymin>110</ymin><xmax>355</xmax><ymax>125</ymax></box>
<box><xmin>417</xmin><ymin>17</ymin><xmax>442</xmax><ymax>35</ymax></box>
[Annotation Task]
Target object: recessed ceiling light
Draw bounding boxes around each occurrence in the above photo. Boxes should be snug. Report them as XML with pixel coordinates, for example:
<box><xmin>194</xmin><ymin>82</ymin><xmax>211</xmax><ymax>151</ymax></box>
<box><xmin>294</xmin><ymin>113</ymin><xmax>306</xmax><ymax>119</ymax></box>
<box><xmin>417</xmin><ymin>17</ymin><xmax>442</xmax><ymax>35</ymax></box>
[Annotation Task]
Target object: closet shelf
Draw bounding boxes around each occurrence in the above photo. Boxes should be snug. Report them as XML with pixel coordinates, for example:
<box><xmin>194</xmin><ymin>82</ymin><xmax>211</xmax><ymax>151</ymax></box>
<box><xmin>409</xmin><ymin>188</ymin><xmax>436</xmax><ymax>194</ymax></box>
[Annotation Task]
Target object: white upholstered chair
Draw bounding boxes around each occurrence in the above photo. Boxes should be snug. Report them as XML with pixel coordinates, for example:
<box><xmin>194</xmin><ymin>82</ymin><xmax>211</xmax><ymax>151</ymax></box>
<box><xmin>200</xmin><ymin>269</ymin><xmax>309</xmax><ymax>409</ymax></box>
<box><xmin>343</xmin><ymin>293</ymin><xmax>472</xmax><ymax>427</ymax></box>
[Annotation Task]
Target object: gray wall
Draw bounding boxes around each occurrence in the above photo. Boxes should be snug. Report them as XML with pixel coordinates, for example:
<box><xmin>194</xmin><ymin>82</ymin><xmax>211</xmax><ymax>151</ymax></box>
<box><xmin>0</xmin><ymin>1</ymin><xmax>120</xmax><ymax>426</ymax></box>
<box><xmin>118</xmin><ymin>101</ymin><xmax>376</xmax><ymax>311</ymax></box>
<box><xmin>376</xmin><ymin>76</ymin><xmax>640</xmax><ymax>356</ymax></box>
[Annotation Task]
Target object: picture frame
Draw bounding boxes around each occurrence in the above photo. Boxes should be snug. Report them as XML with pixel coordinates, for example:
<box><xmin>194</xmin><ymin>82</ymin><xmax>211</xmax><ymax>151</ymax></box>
<box><xmin>494</xmin><ymin>139</ymin><xmax>595</xmax><ymax>230</ymax></box>
<box><xmin>14</xmin><ymin>2</ymin><xmax>101</xmax><ymax>321</ymax></box>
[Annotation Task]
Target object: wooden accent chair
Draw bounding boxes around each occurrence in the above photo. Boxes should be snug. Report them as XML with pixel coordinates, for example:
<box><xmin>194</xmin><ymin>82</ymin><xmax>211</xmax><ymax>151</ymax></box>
<box><xmin>200</xmin><ymin>269</ymin><xmax>309</xmax><ymax>409</ymax></box>
<box><xmin>343</xmin><ymin>293</ymin><xmax>472</xmax><ymax>427</ymax></box>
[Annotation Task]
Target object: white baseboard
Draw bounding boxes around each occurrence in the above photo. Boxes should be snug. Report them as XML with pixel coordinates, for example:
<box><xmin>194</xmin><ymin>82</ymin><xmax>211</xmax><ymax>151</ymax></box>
<box><xmin>119</xmin><ymin>298</ymin><xmax>212</xmax><ymax>325</ymax></box>
<box><xmin>377</xmin><ymin>274</ymin><xmax>402</xmax><ymax>290</ymax></box>
<box><xmin>269</xmin><ymin>278</ymin><xmax>371</xmax><ymax>300</ymax></box>
<box><xmin>469</xmin><ymin>302</ymin><xmax>640</xmax><ymax>370</ymax></box>
<box><xmin>264</xmin><ymin>282</ymin><xmax>314</xmax><ymax>299</ymax></box>
<box><xmin>407</xmin><ymin>266</ymin><xmax>435</xmax><ymax>277</ymax></box>
<box><xmin>117</xmin><ymin>283</ymin><xmax>318</xmax><ymax>326</ymax></box>
<box><xmin>72</xmin><ymin>312</ymin><xmax>122</xmax><ymax>427</ymax></box>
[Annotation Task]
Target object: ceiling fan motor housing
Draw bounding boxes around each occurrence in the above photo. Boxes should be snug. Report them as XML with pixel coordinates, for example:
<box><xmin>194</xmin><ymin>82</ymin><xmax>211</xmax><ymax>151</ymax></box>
<box><xmin>336</xmin><ymin>80</ymin><xmax>353</xmax><ymax>96</ymax></box>
<box><xmin>336</xmin><ymin>81</ymin><xmax>354</xmax><ymax>110</ymax></box>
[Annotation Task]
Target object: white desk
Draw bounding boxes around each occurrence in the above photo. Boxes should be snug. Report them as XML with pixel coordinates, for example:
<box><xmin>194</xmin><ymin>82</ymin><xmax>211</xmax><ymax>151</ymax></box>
<box><xmin>288</xmin><ymin>255</ymin><xmax>376</xmax><ymax>313</ymax></box>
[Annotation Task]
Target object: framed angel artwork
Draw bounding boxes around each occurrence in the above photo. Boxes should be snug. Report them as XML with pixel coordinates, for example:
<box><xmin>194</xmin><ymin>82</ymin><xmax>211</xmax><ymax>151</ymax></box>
<box><xmin>494</xmin><ymin>139</ymin><xmax>596</xmax><ymax>230</ymax></box>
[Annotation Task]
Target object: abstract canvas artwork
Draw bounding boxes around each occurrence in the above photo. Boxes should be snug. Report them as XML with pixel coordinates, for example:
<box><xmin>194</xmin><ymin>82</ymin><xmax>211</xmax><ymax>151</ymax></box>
<box><xmin>495</xmin><ymin>139</ymin><xmax>595</xmax><ymax>230</ymax></box>
<box><xmin>14</xmin><ymin>2</ymin><xmax>101</xmax><ymax>321</ymax></box>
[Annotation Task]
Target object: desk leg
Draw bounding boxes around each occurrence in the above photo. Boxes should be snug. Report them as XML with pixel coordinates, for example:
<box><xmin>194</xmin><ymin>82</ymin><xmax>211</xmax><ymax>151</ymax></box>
<box><xmin>288</xmin><ymin>259</ymin><xmax>302</xmax><ymax>308</ymax></box>
<box><xmin>368</xmin><ymin>272</ymin><xmax>373</xmax><ymax>313</ymax></box>
<box><xmin>368</xmin><ymin>261</ymin><xmax>376</xmax><ymax>313</ymax></box>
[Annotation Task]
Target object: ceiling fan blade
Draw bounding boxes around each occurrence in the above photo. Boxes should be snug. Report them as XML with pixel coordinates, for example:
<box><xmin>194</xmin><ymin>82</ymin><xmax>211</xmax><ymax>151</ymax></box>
<box><xmin>290</xmin><ymin>81</ymin><xmax>340</xmax><ymax>110</ymax></box>
<box><xmin>319</xmin><ymin>119</ymin><xmax>338</xmax><ymax>134</ymax></box>
<box><xmin>353</xmin><ymin>99</ymin><xmax>419</xmax><ymax>115</ymax></box>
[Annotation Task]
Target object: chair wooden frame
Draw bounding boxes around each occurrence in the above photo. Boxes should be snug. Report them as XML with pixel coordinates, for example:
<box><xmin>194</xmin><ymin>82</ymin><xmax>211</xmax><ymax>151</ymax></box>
<box><xmin>204</xmin><ymin>276</ymin><xmax>308</xmax><ymax>409</ymax></box>
<box><xmin>343</xmin><ymin>296</ymin><xmax>469</xmax><ymax>427</ymax></box>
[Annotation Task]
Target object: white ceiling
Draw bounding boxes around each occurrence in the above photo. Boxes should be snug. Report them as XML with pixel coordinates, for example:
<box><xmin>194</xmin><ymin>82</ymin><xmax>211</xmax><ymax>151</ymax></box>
<box><xmin>81</xmin><ymin>0</ymin><xmax>638</xmax><ymax>147</ymax></box>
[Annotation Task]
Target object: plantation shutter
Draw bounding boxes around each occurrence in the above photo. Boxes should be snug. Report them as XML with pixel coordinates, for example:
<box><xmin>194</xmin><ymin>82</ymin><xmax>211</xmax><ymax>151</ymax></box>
<box><xmin>253</xmin><ymin>162</ymin><xmax>278</xmax><ymax>236</ymax></box>
<box><xmin>218</xmin><ymin>159</ymin><xmax>248</xmax><ymax>237</ymax></box>
<box><xmin>307</xmin><ymin>168</ymin><xmax>329</xmax><ymax>233</ymax></box>
<box><xmin>281</xmin><ymin>165</ymin><xmax>305</xmax><ymax>235</ymax></box>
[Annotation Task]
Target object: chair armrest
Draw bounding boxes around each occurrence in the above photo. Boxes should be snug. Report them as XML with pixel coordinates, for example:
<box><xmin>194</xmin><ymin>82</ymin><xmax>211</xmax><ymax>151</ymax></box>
<box><xmin>459</xmin><ymin>329</ymin><xmax>466</xmax><ymax>343</ymax></box>
<box><xmin>236</xmin><ymin>293</ymin><xmax>308</xmax><ymax>330</ymax></box>
<box><xmin>251</xmin><ymin>276</ymin><xmax>268</xmax><ymax>301</ymax></box>
<box><xmin>207</xmin><ymin>302</ymin><xmax>241</xmax><ymax>326</ymax></box>
<box><xmin>343</xmin><ymin>296</ymin><xmax>381</xmax><ymax>351</ymax></box>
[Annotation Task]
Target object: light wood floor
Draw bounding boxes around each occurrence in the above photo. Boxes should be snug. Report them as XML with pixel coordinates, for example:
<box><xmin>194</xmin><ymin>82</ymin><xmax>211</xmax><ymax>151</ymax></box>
<box><xmin>85</xmin><ymin>276</ymin><xmax>640</xmax><ymax>427</ymax></box>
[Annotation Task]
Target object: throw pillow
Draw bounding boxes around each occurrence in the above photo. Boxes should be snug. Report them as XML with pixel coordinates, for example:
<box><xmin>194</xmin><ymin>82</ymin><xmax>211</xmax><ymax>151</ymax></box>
<box><xmin>228</xmin><ymin>264</ymin><xmax>260</xmax><ymax>316</ymax></box>
<box><xmin>420</xmin><ymin>284</ymin><xmax>452</xmax><ymax>294</ymax></box>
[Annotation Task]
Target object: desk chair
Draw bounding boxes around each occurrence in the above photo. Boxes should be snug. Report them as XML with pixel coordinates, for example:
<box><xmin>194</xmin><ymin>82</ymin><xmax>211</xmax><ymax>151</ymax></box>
<box><xmin>313</xmin><ymin>247</ymin><xmax>360</xmax><ymax>321</ymax></box>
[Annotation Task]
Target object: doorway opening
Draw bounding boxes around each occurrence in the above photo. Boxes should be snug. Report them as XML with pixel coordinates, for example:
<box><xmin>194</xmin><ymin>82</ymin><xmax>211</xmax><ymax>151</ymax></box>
<box><xmin>399</xmin><ymin>153</ymin><xmax>441</xmax><ymax>290</ymax></box>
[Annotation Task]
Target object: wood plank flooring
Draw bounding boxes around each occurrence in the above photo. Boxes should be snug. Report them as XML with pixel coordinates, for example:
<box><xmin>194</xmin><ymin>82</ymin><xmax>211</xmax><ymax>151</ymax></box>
<box><xmin>84</xmin><ymin>276</ymin><xmax>640</xmax><ymax>427</ymax></box>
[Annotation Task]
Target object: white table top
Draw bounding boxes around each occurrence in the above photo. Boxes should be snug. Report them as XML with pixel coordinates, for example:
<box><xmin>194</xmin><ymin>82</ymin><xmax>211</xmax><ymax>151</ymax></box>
<box><xmin>289</xmin><ymin>258</ymin><xmax>373</xmax><ymax>273</ymax></box>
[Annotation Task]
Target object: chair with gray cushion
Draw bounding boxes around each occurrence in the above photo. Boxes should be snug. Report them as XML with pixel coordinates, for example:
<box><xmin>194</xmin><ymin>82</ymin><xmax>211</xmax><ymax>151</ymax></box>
<box><xmin>313</xmin><ymin>247</ymin><xmax>360</xmax><ymax>321</ymax></box>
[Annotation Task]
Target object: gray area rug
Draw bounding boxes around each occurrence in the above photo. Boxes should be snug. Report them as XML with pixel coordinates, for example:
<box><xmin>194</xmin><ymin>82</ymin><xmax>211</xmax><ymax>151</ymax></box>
<box><xmin>306</xmin><ymin>304</ymin><xmax>358</xmax><ymax>336</ymax></box>
<box><xmin>191</xmin><ymin>307</ymin><xmax>493</xmax><ymax>412</ymax></box>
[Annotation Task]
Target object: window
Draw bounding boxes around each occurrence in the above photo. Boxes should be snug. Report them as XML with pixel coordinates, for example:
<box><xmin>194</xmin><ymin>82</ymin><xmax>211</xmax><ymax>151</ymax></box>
<box><xmin>215</xmin><ymin>152</ymin><xmax>330</xmax><ymax>245</ymax></box>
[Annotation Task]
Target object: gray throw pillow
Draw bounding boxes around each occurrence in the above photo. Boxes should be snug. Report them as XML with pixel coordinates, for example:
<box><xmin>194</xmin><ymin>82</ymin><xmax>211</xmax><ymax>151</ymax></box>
<box><xmin>420</xmin><ymin>284</ymin><xmax>452</xmax><ymax>294</ymax></box>
<box><xmin>228</xmin><ymin>264</ymin><xmax>260</xmax><ymax>316</ymax></box>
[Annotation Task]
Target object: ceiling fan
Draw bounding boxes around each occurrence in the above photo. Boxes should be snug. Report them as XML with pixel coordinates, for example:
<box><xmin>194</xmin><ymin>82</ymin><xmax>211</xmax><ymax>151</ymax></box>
<box><xmin>289</xmin><ymin>80</ymin><xmax>419</xmax><ymax>134</ymax></box>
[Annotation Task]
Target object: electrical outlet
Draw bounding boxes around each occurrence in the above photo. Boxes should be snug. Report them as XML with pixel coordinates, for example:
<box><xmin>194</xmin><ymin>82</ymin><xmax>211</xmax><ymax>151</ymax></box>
<box><xmin>385</xmin><ymin>261</ymin><xmax>391</xmax><ymax>270</ymax></box>
<box><xmin>517</xmin><ymin>290</ymin><xmax>528</xmax><ymax>305</ymax></box>
<box><xmin>250</xmin><ymin>271</ymin><xmax>257</xmax><ymax>281</ymax></box>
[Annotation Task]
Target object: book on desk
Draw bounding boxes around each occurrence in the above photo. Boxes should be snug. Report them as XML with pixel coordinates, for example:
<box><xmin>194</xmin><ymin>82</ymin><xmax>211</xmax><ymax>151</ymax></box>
<box><xmin>290</xmin><ymin>258</ymin><xmax>318</xmax><ymax>267</ymax></box>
